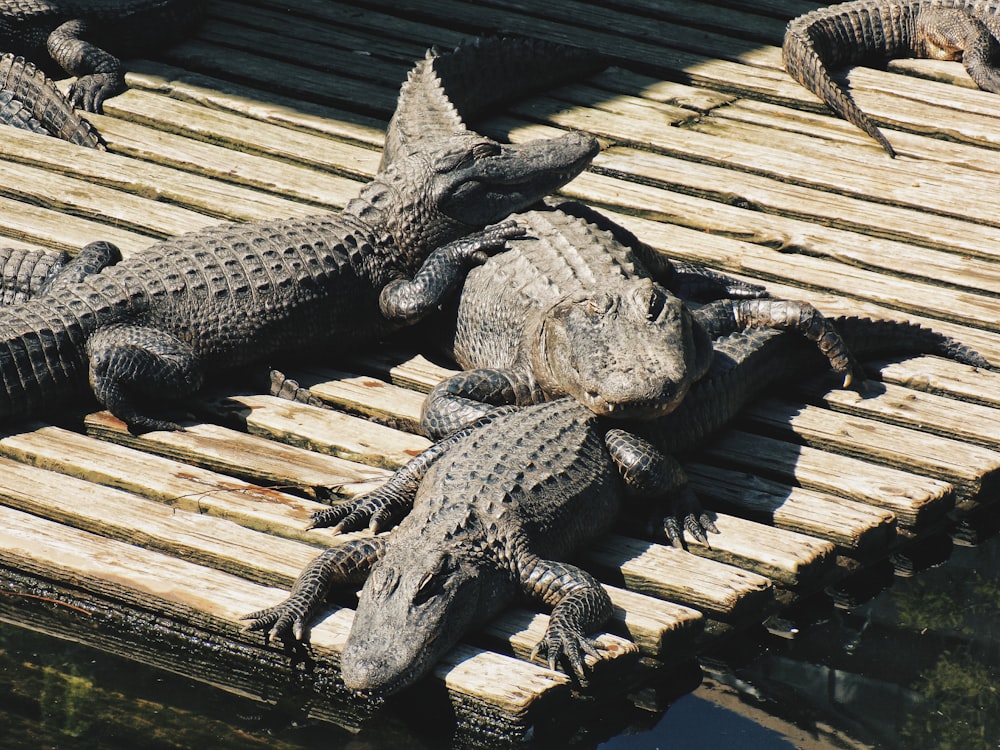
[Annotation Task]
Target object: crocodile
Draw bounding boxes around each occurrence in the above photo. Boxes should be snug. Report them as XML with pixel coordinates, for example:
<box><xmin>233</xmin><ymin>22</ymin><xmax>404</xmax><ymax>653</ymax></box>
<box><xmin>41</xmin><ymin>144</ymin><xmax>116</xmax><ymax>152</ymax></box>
<box><xmin>783</xmin><ymin>0</ymin><xmax>1000</xmax><ymax>156</ymax></box>
<box><xmin>0</xmin><ymin>0</ymin><xmax>204</xmax><ymax>112</ymax></box>
<box><xmin>243</xmin><ymin>314</ymin><xmax>990</xmax><ymax>696</ymax></box>
<box><xmin>0</xmin><ymin>119</ymin><xmax>598</xmax><ymax>430</ymax></box>
<box><xmin>0</xmin><ymin>52</ymin><xmax>103</xmax><ymax>146</ymax></box>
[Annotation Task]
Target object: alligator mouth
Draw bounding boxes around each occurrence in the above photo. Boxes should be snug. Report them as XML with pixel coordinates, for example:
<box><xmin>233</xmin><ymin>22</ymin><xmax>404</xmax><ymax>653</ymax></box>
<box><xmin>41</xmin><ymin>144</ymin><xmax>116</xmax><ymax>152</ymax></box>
<box><xmin>582</xmin><ymin>392</ymin><xmax>685</xmax><ymax>420</ymax></box>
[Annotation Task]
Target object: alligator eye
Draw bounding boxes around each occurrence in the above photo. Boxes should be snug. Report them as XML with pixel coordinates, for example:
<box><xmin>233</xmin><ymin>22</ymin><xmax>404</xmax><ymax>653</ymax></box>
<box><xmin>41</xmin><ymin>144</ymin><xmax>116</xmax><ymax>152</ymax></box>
<box><xmin>588</xmin><ymin>293</ymin><xmax>614</xmax><ymax>315</ymax></box>
<box><xmin>471</xmin><ymin>141</ymin><xmax>502</xmax><ymax>159</ymax></box>
<box><xmin>413</xmin><ymin>572</ymin><xmax>438</xmax><ymax>605</ymax></box>
<box><xmin>647</xmin><ymin>287</ymin><xmax>667</xmax><ymax>320</ymax></box>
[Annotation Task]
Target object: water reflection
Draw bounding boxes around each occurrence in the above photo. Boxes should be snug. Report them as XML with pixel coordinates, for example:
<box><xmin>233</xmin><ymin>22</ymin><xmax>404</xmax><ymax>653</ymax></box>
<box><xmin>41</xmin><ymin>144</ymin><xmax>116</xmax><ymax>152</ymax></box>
<box><xmin>2</xmin><ymin>531</ymin><xmax>998</xmax><ymax>749</ymax></box>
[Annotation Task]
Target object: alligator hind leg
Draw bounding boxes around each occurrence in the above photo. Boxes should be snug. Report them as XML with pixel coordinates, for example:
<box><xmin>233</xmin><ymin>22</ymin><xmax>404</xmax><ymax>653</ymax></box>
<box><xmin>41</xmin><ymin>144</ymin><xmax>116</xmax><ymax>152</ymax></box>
<box><xmin>86</xmin><ymin>324</ymin><xmax>204</xmax><ymax>432</ymax></box>
<box><xmin>916</xmin><ymin>9</ymin><xmax>1000</xmax><ymax>93</ymax></box>
<box><xmin>38</xmin><ymin>241</ymin><xmax>122</xmax><ymax>296</ymax></box>
<box><xmin>604</xmin><ymin>428</ymin><xmax>718</xmax><ymax>547</ymax></box>
<box><xmin>46</xmin><ymin>19</ymin><xmax>125</xmax><ymax>112</ymax></box>
<box><xmin>694</xmin><ymin>298</ymin><xmax>863</xmax><ymax>386</ymax></box>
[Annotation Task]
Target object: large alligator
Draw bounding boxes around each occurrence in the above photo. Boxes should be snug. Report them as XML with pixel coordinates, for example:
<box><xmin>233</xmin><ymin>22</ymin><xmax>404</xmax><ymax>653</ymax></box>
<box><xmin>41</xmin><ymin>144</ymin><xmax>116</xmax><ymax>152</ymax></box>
<box><xmin>0</xmin><ymin>120</ymin><xmax>598</xmax><ymax>430</ymax></box>
<box><xmin>0</xmin><ymin>52</ymin><xmax>103</xmax><ymax>146</ymax></box>
<box><xmin>243</xmin><ymin>314</ymin><xmax>988</xmax><ymax>696</ymax></box>
<box><xmin>0</xmin><ymin>0</ymin><xmax>204</xmax><ymax>112</ymax></box>
<box><xmin>783</xmin><ymin>0</ymin><xmax>1000</xmax><ymax>156</ymax></box>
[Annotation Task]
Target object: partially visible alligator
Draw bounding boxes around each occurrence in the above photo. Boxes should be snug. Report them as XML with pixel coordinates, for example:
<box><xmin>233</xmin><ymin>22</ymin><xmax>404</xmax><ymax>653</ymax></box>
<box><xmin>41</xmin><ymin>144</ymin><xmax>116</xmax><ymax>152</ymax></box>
<box><xmin>0</xmin><ymin>114</ymin><xmax>598</xmax><ymax>430</ymax></box>
<box><xmin>243</xmin><ymin>314</ymin><xmax>990</xmax><ymax>696</ymax></box>
<box><xmin>783</xmin><ymin>0</ymin><xmax>1000</xmax><ymax>156</ymax></box>
<box><xmin>0</xmin><ymin>52</ymin><xmax>103</xmax><ymax>146</ymax></box>
<box><xmin>0</xmin><ymin>0</ymin><xmax>204</xmax><ymax>112</ymax></box>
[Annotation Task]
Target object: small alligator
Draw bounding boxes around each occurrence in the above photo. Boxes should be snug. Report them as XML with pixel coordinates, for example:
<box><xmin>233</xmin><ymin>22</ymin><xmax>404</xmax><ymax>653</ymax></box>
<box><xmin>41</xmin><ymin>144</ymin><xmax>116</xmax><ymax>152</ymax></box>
<box><xmin>0</xmin><ymin>113</ymin><xmax>598</xmax><ymax>430</ymax></box>
<box><xmin>243</xmin><ymin>313</ymin><xmax>989</xmax><ymax>696</ymax></box>
<box><xmin>0</xmin><ymin>0</ymin><xmax>204</xmax><ymax>112</ymax></box>
<box><xmin>783</xmin><ymin>0</ymin><xmax>1000</xmax><ymax>156</ymax></box>
<box><xmin>0</xmin><ymin>52</ymin><xmax>103</xmax><ymax>146</ymax></box>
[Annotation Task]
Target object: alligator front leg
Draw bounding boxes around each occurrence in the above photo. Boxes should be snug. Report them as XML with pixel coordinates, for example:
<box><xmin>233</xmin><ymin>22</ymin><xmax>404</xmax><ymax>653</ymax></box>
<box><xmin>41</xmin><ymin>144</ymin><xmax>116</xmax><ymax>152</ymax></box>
<box><xmin>420</xmin><ymin>367</ymin><xmax>543</xmax><ymax>439</ymax></box>
<box><xmin>694</xmin><ymin>298</ymin><xmax>863</xmax><ymax>386</ymax></box>
<box><xmin>516</xmin><ymin>549</ymin><xmax>614</xmax><ymax>686</ymax></box>
<box><xmin>313</xmin><ymin>405</ymin><xmax>520</xmax><ymax>531</ymax></box>
<box><xmin>87</xmin><ymin>324</ymin><xmax>204</xmax><ymax>432</ymax></box>
<box><xmin>0</xmin><ymin>242</ymin><xmax>122</xmax><ymax>306</ymax></box>
<box><xmin>380</xmin><ymin>221</ymin><xmax>524</xmax><ymax>324</ymax></box>
<box><xmin>242</xmin><ymin>537</ymin><xmax>387</xmax><ymax>642</ymax></box>
<box><xmin>39</xmin><ymin>241</ymin><xmax>122</xmax><ymax>296</ymax></box>
<box><xmin>46</xmin><ymin>20</ymin><xmax>125</xmax><ymax>112</ymax></box>
<box><xmin>604</xmin><ymin>427</ymin><xmax>718</xmax><ymax>547</ymax></box>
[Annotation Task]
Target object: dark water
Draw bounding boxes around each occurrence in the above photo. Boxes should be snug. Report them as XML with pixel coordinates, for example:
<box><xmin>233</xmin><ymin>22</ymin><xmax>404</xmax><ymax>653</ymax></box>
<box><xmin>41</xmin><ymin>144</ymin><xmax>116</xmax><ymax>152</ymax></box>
<box><xmin>2</xmin><ymin>532</ymin><xmax>998</xmax><ymax>750</ymax></box>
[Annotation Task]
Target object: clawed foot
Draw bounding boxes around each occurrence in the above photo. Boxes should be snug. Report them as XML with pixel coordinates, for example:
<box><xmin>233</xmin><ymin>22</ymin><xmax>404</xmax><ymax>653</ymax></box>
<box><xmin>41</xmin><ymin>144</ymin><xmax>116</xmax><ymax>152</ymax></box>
<box><xmin>68</xmin><ymin>74</ymin><xmax>124</xmax><ymax>113</ymax></box>
<box><xmin>449</xmin><ymin>219</ymin><xmax>527</xmax><ymax>266</ymax></box>
<box><xmin>531</xmin><ymin>621</ymin><xmax>604</xmax><ymax>687</ymax></box>
<box><xmin>309</xmin><ymin>488</ymin><xmax>407</xmax><ymax>534</ymax></box>
<box><xmin>241</xmin><ymin>593</ymin><xmax>314</xmax><ymax>643</ymax></box>
<box><xmin>659</xmin><ymin>487</ymin><xmax>719</xmax><ymax>549</ymax></box>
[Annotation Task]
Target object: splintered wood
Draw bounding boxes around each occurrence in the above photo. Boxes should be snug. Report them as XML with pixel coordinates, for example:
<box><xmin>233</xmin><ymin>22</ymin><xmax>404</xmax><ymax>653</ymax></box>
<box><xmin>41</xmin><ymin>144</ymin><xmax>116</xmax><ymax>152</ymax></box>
<box><xmin>1</xmin><ymin>0</ymin><xmax>999</xmax><ymax>743</ymax></box>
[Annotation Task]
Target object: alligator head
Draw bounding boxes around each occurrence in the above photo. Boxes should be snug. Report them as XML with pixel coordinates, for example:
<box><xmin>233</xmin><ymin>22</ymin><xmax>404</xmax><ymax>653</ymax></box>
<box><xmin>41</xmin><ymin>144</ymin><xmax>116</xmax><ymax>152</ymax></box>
<box><xmin>531</xmin><ymin>278</ymin><xmax>715</xmax><ymax>419</ymax></box>
<box><xmin>348</xmin><ymin>130</ymin><xmax>599</xmax><ymax>269</ymax></box>
<box><xmin>340</xmin><ymin>539</ymin><xmax>510</xmax><ymax>695</ymax></box>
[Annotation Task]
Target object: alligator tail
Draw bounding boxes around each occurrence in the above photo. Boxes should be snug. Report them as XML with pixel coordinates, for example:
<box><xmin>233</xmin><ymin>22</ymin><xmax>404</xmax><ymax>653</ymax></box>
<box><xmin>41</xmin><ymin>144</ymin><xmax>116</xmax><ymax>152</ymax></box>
<box><xmin>0</xmin><ymin>53</ymin><xmax>105</xmax><ymax>149</ymax></box>
<box><xmin>782</xmin><ymin>14</ymin><xmax>896</xmax><ymax>157</ymax></box>
<box><xmin>833</xmin><ymin>316</ymin><xmax>993</xmax><ymax>369</ymax></box>
<box><xmin>0</xmin><ymin>296</ymin><xmax>103</xmax><ymax>422</ymax></box>
<box><xmin>647</xmin><ymin>317</ymin><xmax>992</xmax><ymax>454</ymax></box>
<box><xmin>383</xmin><ymin>36</ymin><xmax>606</xmax><ymax>167</ymax></box>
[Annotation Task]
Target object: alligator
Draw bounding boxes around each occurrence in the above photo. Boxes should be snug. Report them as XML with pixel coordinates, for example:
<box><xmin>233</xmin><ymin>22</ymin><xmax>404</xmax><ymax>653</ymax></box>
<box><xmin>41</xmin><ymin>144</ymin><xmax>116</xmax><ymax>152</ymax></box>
<box><xmin>243</xmin><ymin>314</ymin><xmax>990</xmax><ymax>696</ymax></box>
<box><xmin>783</xmin><ymin>0</ymin><xmax>1000</xmax><ymax>157</ymax></box>
<box><xmin>386</xmin><ymin>39</ymin><xmax>861</xmax><ymax>434</ymax></box>
<box><xmin>0</xmin><ymin>0</ymin><xmax>204</xmax><ymax>112</ymax></box>
<box><xmin>0</xmin><ymin>119</ymin><xmax>598</xmax><ymax>430</ymax></box>
<box><xmin>0</xmin><ymin>52</ymin><xmax>103</xmax><ymax>146</ymax></box>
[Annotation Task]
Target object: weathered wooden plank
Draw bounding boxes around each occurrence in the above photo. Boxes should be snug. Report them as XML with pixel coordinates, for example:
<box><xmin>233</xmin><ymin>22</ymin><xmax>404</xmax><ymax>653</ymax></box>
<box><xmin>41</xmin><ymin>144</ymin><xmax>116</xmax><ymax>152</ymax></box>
<box><xmin>742</xmin><ymin>399</ymin><xmax>1000</xmax><ymax>501</ymax></box>
<box><xmin>875</xmin><ymin>355</ymin><xmax>1000</xmax><ymax>410</ymax></box>
<box><xmin>686</xmin><ymin>466</ymin><xmax>897</xmax><ymax>554</ymax></box>
<box><xmin>699</xmin><ymin>431</ymin><xmax>954</xmax><ymax>529</ymax></box>
<box><xmin>685</xmin><ymin>513</ymin><xmax>835</xmax><ymax>587</ymax></box>
<box><xmin>604</xmin><ymin>586</ymin><xmax>704</xmax><ymax>657</ymax></box>
<box><xmin>90</xmin><ymin>113</ymin><xmax>363</xmax><ymax>210</ymax></box>
<box><xmin>343</xmin><ymin>350</ymin><xmax>458</xmax><ymax>393</ymax></box>
<box><xmin>798</xmin><ymin>378</ymin><xmax>1000</xmax><ymax>451</ymax></box>
<box><xmin>201</xmin><ymin>393</ymin><xmax>431</xmax><ymax>470</ymax></box>
<box><xmin>126</xmin><ymin>62</ymin><xmax>387</xmax><ymax>147</ymax></box>
<box><xmin>0</xmin><ymin>115</ymin><xmax>316</xmax><ymax>228</ymax></box>
<box><xmin>0</xmin><ymin>424</ymin><xmax>382</xmax><ymax>544</ymax></box>
<box><xmin>83</xmin><ymin>411</ymin><xmax>388</xmax><ymax>497</ymax></box>
<box><xmin>584</xmin><ymin>535</ymin><xmax>775</xmax><ymax>623</ymax></box>
<box><xmin>279</xmin><ymin>366</ymin><xmax>427</xmax><ymax>433</ymax></box>
<box><xmin>0</xmin><ymin>505</ymin><xmax>572</xmax><ymax>725</ymax></box>
<box><xmin>102</xmin><ymin>88</ymin><xmax>382</xmax><ymax>180</ymax></box>
<box><xmin>0</xmin><ymin>194</ymin><xmax>151</xmax><ymax>255</ymax></box>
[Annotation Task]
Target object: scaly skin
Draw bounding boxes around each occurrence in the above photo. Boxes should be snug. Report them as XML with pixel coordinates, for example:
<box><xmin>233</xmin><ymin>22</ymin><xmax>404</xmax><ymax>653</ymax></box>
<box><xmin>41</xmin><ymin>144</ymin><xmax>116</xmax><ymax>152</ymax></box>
<box><xmin>243</xmin><ymin>313</ymin><xmax>993</xmax><ymax>695</ymax></box>
<box><xmin>244</xmin><ymin>399</ymin><xmax>624</xmax><ymax>695</ymax></box>
<box><xmin>0</xmin><ymin>122</ymin><xmax>598</xmax><ymax>430</ymax></box>
<box><xmin>0</xmin><ymin>0</ymin><xmax>204</xmax><ymax>111</ymax></box>
<box><xmin>783</xmin><ymin>0</ymin><xmax>1000</xmax><ymax>156</ymax></box>
<box><xmin>0</xmin><ymin>52</ymin><xmax>103</xmax><ymax>145</ymax></box>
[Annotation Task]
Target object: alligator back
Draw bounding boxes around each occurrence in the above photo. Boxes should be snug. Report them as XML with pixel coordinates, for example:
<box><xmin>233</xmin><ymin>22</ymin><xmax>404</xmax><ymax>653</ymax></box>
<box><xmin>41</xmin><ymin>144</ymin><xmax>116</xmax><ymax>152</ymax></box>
<box><xmin>408</xmin><ymin>397</ymin><xmax>621</xmax><ymax>558</ymax></box>
<box><xmin>0</xmin><ymin>53</ymin><xmax>103</xmax><ymax>146</ymax></box>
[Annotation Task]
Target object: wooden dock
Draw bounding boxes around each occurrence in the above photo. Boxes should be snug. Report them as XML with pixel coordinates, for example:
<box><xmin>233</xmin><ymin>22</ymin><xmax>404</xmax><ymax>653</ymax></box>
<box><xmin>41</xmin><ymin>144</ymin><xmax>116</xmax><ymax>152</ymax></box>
<box><xmin>1</xmin><ymin>0</ymin><xmax>999</xmax><ymax>744</ymax></box>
